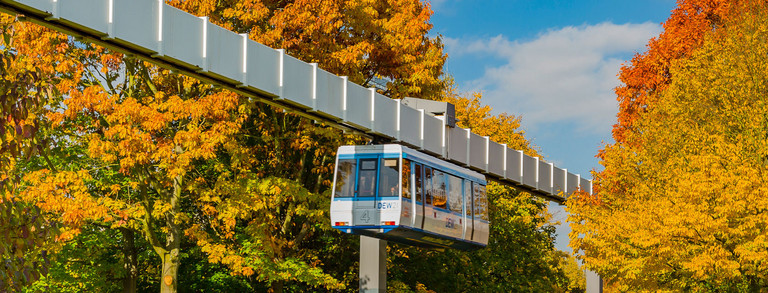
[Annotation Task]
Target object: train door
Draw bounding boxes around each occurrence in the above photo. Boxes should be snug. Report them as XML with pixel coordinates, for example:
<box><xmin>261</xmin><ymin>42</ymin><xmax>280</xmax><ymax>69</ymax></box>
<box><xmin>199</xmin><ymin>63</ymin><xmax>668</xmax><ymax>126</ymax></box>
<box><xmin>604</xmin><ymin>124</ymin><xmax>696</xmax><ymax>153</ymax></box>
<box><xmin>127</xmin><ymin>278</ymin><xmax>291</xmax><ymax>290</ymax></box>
<box><xmin>468</xmin><ymin>182</ymin><xmax>475</xmax><ymax>241</ymax></box>
<box><xmin>462</xmin><ymin>179</ymin><xmax>471</xmax><ymax>240</ymax></box>
<box><xmin>414</xmin><ymin>163</ymin><xmax>425</xmax><ymax>229</ymax></box>
<box><xmin>422</xmin><ymin>167</ymin><xmax>434</xmax><ymax>230</ymax></box>
<box><xmin>354</xmin><ymin>158</ymin><xmax>379</xmax><ymax>226</ymax></box>
<box><xmin>400</xmin><ymin>159</ymin><xmax>415</xmax><ymax>227</ymax></box>
<box><xmin>378</xmin><ymin>158</ymin><xmax>401</xmax><ymax>224</ymax></box>
<box><xmin>473</xmin><ymin>184</ymin><xmax>489</xmax><ymax>245</ymax></box>
<box><xmin>447</xmin><ymin>175</ymin><xmax>463</xmax><ymax>239</ymax></box>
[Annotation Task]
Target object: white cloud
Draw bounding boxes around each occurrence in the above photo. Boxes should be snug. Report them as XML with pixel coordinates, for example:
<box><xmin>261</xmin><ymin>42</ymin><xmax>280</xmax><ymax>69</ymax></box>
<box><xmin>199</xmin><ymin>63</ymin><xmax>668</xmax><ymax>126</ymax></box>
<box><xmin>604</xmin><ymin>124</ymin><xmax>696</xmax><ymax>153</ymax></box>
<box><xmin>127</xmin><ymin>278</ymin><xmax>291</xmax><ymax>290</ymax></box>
<box><xmin>426</xmin><ymin>0</ymin><xmax>451</xmax><ymax>10</ymax></box>
<box><xmin>445</xmin><ymin>22</ymin><xmax>661</xmax><ymax>134</ymax></box>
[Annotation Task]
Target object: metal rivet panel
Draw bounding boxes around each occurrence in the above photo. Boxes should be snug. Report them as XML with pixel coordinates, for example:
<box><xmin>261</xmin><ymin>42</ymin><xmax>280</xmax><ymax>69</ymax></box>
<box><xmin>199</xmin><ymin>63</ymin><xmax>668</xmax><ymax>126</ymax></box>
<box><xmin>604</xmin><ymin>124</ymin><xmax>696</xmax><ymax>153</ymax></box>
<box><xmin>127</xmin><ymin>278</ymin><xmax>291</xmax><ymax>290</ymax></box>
<box><xmin>552</xmin><ymin>166</ymin><xmax>567</xmax><ymax>196</ymax></box>
<box><xmin>580</xmin><ymin>177</ymin><xmax>592</xmax><ymax>195</ymax></box>
<box><xmin>58</xmin><ymin>0</ymin><xmax>109</xmax><ymax>36</ymax></box>
<box><xmin>446</xmin><ymin>127</ymin><xmax>469</xmax><ymax>166</ymax></box>
<box><xmin>111</xmin><ymin>0</ymin><xmax>158</xmax><ymax>54</ymax></box>
<box><xmin>158</xmin><ymin>5</ymin><xmax>204</xmax><ymax>69</ymax></box>
<box><xmin>488</xmin><ymin>141</ymin><xmax>505</xmax><ymax>177</ymax></box>
<box><xmin>344</xmin><ymin>82</ymin><xmax>372</xmax><ymax>131</ymax></box>
<box><xmin>421</xmin><ymin>113</ymin><xmax>443</xmax><ymax>155</ymax></box>
<box><xmin>397</xmin><ymin>103</ymin><xmax>421</xmax><ymax>147</ymax></box>
<box><xmin>202</xmin><ymin>22</ymin><xmax>242</xmax><ymax>84</ymax></box>
<box><xmin>537</xmin><ymin>161</ymin><xmax>552</xmax><ymax>194</ymax></box>
<box><xmin>522</xmin><ymin>155</ymin><xmax>538</xmax><ymax>190</ymax></box>
<box><xmin>243</xmin><ymin>39</ymin><xmax>280</xmax><ymax>97</ymax></box>
<box><xmin>468</xmin><ymin>133</ymin><xmax>486</xmax><ymax>171</ymax></box>
<box><xmin>506</xmin><ymin>149</ymin><xmax>523</xmax><ymax>184</ymax></box>
<box><xmin>313</xmin><ymin>68</ymin><xmax>344</xmax><ymax>119</ymax></box>
<box><xmin>14</xmin><ymin>0</ymin><xmax>53</xmax><ymax>14</ymax></box>
<box><xmin>371</xmin><ymin>92</ymin><xmax>397</xmax><ymax>139</ymax></box>
<box><xmin>567</xmin><ymin>172</ymin><xmax>580</xmax><ymax>195</ymax></box>
<box><xmin>280</xmin><ymin>54</ymin><xmax>313</xmax><ymax>109</ymax></box>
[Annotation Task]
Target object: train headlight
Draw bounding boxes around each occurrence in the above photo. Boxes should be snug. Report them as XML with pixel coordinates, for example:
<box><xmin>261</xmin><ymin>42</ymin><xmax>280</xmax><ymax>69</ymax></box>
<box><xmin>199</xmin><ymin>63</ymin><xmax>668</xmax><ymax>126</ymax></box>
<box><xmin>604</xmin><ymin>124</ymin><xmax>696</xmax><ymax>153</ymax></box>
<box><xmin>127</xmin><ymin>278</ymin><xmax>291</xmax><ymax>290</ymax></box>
<box><xmin>334</xmin><ymin>222</ymin><xmax>349</xmax><ymax>226</ymax></box>
<box><xmin>381</xmin><ymin>221</ymin><xmax>395</xmax><ymax>226</ymax></box>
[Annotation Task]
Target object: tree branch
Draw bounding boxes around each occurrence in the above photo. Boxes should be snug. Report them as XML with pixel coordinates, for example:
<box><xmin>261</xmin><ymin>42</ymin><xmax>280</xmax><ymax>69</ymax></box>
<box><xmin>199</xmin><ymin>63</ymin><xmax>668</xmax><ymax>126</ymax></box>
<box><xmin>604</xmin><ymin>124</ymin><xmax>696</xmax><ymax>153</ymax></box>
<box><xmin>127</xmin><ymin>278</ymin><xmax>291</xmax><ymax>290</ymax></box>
<box><xmin>139</xmin><ymin>182</ymin><xmax>165</xmax><ymax>255</ymax></box>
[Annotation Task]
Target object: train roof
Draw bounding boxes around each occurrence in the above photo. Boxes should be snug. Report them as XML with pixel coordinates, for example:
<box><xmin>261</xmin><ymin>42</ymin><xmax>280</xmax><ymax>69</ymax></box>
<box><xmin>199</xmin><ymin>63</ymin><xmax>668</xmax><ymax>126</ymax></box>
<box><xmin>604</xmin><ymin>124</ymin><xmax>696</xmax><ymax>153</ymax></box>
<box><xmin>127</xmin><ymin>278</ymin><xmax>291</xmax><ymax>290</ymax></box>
<box><xmin>337</xmin><ymin>144</ymin><xmax>487</xmax><ymax>184</ymax></box>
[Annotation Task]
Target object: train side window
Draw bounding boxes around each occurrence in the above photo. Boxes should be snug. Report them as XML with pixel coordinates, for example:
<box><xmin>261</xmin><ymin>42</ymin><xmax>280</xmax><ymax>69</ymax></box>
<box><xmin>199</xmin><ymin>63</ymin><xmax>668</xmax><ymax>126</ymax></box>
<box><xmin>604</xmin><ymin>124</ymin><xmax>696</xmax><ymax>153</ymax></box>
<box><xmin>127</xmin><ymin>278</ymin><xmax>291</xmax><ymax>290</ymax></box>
<box><xmin>379</xmin><ymin>158</ymin><xmax>399</xmax><ymax>197</ymax></box>
<box><xmin>448</xmin><ymin>175</ymin><xmax>462</xmax><ymax>213</ymax></box>
<box><xmin>424</xmin><ymin>167</ymin><xmax>433</xmax><ymax>205</ymax></box>
<box><xmin>358</xmin><ymin>159</ymin><xmax>378</xmax><ymax>197</ymax></box>
<box><xmin>415</xmin><ymin>164</ymin><xmax>423</xmax><ymax>203</ymax></box>
<box><xmin>474</xmin><ymin>184</ymin><xmax>488</xmax><ymax>221</ymax></box>
<box><xmin>402</xmin><ymin>159</ymin><xmax>412</xmax><ymax>199</ymax></box>
<box><xmin>433</xmin><ymin>170</ymin><xmax>447</xmax><ymax>209</ymax></box>
<box><xmin>334</xmin><ymin>159</ymin><xmax>356</xmax><ymax>198</ymax></box>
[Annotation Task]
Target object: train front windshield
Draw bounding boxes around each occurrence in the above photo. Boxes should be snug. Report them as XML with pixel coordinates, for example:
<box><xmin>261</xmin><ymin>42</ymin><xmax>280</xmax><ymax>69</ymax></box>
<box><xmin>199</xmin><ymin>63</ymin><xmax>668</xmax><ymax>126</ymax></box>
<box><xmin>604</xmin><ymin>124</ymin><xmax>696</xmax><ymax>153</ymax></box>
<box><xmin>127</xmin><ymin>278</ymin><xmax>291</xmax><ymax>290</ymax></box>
<box><xmin>334</xmin><ymin>160</ymin><xmax>356</xmax><ymax>197</ymax></box>
<box><xmin>334</xmin><ymin>158</ymin><xmax>401</xmax><ymax>198</ymax></box>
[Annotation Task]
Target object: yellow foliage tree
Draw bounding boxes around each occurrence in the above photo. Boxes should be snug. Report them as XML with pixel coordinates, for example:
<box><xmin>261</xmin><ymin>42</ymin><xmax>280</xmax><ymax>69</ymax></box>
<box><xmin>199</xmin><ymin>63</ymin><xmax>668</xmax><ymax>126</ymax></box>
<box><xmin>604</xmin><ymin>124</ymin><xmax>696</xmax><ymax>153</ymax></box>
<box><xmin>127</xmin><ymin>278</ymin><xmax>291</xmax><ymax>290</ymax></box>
<box><xmin>569</xmin><ymin>3</ymin><xmax>768</xmax><ymax>291</ymax></box>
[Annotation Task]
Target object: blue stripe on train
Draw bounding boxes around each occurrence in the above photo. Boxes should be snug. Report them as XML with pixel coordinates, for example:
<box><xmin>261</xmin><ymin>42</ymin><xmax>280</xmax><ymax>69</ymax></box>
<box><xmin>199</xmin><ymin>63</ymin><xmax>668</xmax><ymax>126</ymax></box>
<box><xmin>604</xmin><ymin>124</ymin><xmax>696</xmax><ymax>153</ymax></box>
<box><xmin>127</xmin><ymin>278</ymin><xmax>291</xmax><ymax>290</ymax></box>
<box><xmin>338</xmin><ymin>152</ymin><xmax>484</xmax><ymax>182</ymax></box>
<box><xmin>338</xmin><ymin>154</ymin><xmax>400</xmax><ymax>160</ymax></box>
<box><xmin>332</xmin><ymin>197</ymin><xmax>399</xmax><ymax>201</ymax></box>
<box><xmin>333</xmin><ymin>224</ymin><xmax>485</xmax><ymax>247</ymax></box>
<box><xmin>333</xmin><ymin>225</ymin><xmax>397</xmax><ymax>233</ymax></box>
<box><xmin>402</xmin><ymin>153</ymin><xmax>486</xmax><ymax>183</ymax></box>
<box><xmin>335</xmin><ymin>197</ymin><xmax>488</xmax><ymax>220</ymax></box>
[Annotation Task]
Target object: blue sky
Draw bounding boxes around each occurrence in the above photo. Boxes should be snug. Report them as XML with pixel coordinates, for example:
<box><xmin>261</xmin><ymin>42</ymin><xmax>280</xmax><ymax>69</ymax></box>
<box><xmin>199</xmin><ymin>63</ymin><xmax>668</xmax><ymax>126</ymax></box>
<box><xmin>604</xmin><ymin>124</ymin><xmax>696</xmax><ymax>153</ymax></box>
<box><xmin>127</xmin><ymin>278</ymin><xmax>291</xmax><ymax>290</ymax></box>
<box><xmin>428</xmin><ymin>0</ymin><xmax>677</xmax><ymax>253</ymax></box>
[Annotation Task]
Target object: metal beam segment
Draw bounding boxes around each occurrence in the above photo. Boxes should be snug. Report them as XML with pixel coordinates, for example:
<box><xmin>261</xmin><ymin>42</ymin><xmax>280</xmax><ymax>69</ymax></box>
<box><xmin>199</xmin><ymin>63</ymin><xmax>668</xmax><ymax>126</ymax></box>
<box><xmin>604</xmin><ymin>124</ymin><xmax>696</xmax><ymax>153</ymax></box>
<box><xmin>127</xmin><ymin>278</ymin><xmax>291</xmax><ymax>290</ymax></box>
<box><xmin>446</xmin><ymin>126</ymin><xmax>469</xmax><ymax>166</ymax></box>
<box><xmin>397</xmin><ymin>102</ymin><xmax>421</xmax><ymax>148</ymax></box>
<box><xmin>0</xmin><ymin>0</ymin><xmax>592</xmax><ymax>203</ymax></box>
<box><xmin>553</xmin><ymin>166</ymin><xmax>567</xmax><ymax>196</ymax></box>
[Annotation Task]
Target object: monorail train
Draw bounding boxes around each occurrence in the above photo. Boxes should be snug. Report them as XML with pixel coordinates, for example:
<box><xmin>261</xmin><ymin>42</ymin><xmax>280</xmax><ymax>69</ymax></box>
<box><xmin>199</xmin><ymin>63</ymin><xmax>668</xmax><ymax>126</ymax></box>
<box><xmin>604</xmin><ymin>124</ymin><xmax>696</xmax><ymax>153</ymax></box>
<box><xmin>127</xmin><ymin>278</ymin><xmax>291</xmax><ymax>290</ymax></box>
<box><xmin>330</xmin><ymin>144</ymin><xmax>489</xmax><ymax>251</ymax></box>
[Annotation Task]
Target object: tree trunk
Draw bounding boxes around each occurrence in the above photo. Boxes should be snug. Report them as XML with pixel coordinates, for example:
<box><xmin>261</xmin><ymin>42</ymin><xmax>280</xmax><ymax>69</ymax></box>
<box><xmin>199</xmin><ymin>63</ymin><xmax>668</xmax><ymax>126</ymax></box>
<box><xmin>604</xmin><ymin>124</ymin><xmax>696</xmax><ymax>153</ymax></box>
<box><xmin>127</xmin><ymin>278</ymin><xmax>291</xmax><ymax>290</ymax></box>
<box><xmin>160</xmin><ymin>248</ymin><xmax>179</xmax><ymax>293</ymax></box>
<box><xmin>159</xmin><ymin>173</ymin><xmax>183</xmax><ymax>293</ymax></box>
<box><xmin>141</xmin><ymin>174</ymin><xmax>183</xmax><ymax>293</ymax></box>
<box><xmin>269</xmin><ymin>280</ymin><xmax>284</xmax><ymax>293</ymax></box>
<box><xmin>120</xmin><ymin>228</ymin><xmax>138</xmax><ymax>293</ymax></box>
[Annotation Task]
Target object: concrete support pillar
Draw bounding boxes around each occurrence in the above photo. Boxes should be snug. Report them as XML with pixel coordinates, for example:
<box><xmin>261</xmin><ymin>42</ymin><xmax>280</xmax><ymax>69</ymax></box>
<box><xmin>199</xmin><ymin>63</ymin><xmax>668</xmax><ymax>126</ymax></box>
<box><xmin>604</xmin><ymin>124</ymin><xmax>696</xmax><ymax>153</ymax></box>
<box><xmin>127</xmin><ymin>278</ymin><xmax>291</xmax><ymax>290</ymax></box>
<box><xmin>586</xmin><ymin>270</ymin><xmax>603</xmax><ymax>293</ymax></box>
<box><xmin>360</xmin><ymin>236</ymin><xmax>387</xmax><ymax>293</ymax></box>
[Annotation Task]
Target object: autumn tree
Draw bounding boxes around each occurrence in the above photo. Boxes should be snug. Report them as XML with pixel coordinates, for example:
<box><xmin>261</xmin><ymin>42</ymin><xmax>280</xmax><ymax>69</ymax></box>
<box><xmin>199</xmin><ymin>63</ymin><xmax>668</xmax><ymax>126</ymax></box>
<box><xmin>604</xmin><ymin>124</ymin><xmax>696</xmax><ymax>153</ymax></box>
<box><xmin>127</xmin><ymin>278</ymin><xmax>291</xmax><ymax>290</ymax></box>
<box><xmin>570</xmin><ymin>2</ymin><xmax>768</xmax><ymax>291</ymax></box>
<box><xmin>612</xmin><ymin>0</ymin><xmax>734</xmax><ymax>142</ymax></box>
<box><xmin>575</xmin><ymin>0</ymin><xmax>743</xmax><ymax>288</ymax></box>
<box><xmin>157</xmin><ymin>1</ymin><xmax>448</xmax><ymax>291</ymax></box>
<box><xmin>0</xmin><ymin>14</ymin><xmax>74</xmax><ymax>290</ymax></box>
<box><xmin>5</xmin><ymin>0</ymin><xmax>448</xmax><ymax>292</ymax></box>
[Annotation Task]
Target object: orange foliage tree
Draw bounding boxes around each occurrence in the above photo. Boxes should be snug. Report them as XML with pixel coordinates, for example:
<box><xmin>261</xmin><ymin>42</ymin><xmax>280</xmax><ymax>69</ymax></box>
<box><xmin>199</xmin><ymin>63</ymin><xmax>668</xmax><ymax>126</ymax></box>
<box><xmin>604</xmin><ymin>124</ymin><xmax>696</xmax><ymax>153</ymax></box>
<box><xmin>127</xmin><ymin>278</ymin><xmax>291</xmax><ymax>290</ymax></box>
<box><xmin>0</xmin><ymin>16</ymin><xmax>62</xmax><ymax>290</ymax></box>
<box><xmin>3</xmin><ymin>0</ymin><xmax>448</xmax><ymax>292</ymax></box>
<box><xmin>612</xmin><ymin>0</ymin><xmax>733</xmax><ymax>143</ymax></box>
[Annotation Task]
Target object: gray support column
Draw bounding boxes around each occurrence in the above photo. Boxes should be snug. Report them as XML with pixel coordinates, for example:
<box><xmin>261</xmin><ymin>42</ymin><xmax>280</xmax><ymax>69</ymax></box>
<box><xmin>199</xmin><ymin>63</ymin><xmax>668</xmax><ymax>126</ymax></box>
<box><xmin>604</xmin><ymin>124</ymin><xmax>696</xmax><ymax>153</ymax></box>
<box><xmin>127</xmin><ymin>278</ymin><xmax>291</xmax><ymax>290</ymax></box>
<box><xmin>360</xmin><ymin>236</ymin><xmax>386</xmax><ymax>293</ymax></box>
<box><xmin>586</xmin><ymin>270</ymin><xmax>603</xmax><ymax>293</ymax></box>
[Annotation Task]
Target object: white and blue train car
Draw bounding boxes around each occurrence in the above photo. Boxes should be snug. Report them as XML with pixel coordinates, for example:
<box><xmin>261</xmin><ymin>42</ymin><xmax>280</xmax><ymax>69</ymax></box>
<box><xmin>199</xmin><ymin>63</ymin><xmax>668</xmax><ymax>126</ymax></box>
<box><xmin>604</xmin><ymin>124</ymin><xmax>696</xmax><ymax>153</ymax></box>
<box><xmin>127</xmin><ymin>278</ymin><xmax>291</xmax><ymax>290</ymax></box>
<box><xmin>330</xmin><ymin>144</ymin><xmax>489</xmax><ymax>251</ymax></box>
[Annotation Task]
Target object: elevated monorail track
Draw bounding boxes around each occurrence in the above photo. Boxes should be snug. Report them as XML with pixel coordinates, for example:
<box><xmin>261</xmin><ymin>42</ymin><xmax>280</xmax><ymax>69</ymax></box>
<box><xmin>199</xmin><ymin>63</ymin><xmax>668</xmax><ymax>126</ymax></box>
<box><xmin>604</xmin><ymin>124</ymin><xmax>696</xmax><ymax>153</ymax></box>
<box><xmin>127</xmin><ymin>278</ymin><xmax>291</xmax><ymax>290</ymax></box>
<box><xmin>0</xmin><ymin>0</ymin><xmax>591</xmax><ymax>203</ymax></box>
